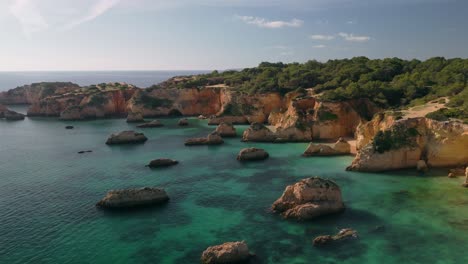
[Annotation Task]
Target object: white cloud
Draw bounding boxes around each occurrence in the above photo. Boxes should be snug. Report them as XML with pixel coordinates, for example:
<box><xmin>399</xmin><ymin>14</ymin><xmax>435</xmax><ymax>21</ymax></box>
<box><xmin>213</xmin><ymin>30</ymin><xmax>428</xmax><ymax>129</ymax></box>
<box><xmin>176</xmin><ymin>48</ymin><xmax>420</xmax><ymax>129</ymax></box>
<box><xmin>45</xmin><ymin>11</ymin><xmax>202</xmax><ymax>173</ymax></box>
<box><xmin>63</xmin><ymin>0</ymin><xmax>120</xmax><ymax>29</ymax></box>
<box><xmin>237</xmin><ymin>15</ymin><xmax>303</xmax><ymax>29</ymax></box>
<box><xmin>312</xmin><ymin>44</ymin><xmax>326</xmax><ymax>48</ymax></box>
<box><xmin>309</xmin><ymin>34</ymin><xmax>335</xmax><ymax>40</ymax></box>
<box><xmin>346</xmin><ymin>20</ymin><xmax>355</xmax><ymax>24</ymax></box>
<box><xmin>9</xmin><ymin>0</ymin><xmax>49</xmax><ymax>36</ymax></box>
<box><xmin>338</xmin><ymin>32</ymin><xmax>371</xmax><ymax>42</ymax></box>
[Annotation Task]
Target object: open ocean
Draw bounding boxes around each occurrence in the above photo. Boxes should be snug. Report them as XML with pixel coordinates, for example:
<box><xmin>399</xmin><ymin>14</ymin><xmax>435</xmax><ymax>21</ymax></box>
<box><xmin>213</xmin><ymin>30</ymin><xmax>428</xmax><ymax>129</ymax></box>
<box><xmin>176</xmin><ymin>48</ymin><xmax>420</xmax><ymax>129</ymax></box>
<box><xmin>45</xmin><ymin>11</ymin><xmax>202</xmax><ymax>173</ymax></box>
<box><xmin>0</xmin><ymin>71</ymin><xmax>210</xmax><ymax>91</ymax></box>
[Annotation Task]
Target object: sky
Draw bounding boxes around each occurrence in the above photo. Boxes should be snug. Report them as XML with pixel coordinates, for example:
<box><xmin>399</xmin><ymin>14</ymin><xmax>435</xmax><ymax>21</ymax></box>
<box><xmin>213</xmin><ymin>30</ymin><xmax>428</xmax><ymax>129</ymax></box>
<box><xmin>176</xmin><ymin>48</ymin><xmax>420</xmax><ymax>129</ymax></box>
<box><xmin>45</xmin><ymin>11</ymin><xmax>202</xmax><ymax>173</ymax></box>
<box><xmin>0</xmin><ymin>0</ymin><xmax>467</xmax><ymax>71</ymax></box>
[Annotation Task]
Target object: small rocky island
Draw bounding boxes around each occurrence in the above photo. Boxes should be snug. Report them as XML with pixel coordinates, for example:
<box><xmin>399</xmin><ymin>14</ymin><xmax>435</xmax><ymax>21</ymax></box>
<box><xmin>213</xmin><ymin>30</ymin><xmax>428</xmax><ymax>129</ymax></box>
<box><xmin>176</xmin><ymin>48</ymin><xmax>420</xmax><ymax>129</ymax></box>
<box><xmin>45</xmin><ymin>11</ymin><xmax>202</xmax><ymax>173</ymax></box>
<box><xmin>185</xmin><ymin>131</ymin><xmax>224</xmax><ymax>146</ymax></box>
<box><xmin>105</xmin><ymin>131</ymin><xmax>148</xmax><ymax>145</ymax></box>
<box><xmin>201</xmin><ymin>241</ymin><xmax>252</xmax><ymax>264</ymax></box>
<box><xmin>96</xmin><ymin>187</ymin><xmax>169</xmax><ymax>209</ymax></box>
<box><xmin>147</xmin><ymin>158</ymin><xmax>179</xmax><ymax>168</ymax></box>
<box><xmin>237</xmin><ymin>148</ymin><xmax>269</xmax><ymax>161</ymax></box>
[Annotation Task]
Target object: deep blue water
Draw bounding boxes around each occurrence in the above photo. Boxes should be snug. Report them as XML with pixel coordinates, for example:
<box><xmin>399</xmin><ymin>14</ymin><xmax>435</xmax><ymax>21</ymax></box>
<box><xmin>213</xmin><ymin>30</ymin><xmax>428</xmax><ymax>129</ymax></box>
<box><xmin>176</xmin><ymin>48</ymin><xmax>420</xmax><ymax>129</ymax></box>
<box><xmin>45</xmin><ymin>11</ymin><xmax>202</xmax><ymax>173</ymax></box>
<box><xmin>0</xmin><ymin>71</ymin><xmax>210</xmax><ymax>91</ymax></box>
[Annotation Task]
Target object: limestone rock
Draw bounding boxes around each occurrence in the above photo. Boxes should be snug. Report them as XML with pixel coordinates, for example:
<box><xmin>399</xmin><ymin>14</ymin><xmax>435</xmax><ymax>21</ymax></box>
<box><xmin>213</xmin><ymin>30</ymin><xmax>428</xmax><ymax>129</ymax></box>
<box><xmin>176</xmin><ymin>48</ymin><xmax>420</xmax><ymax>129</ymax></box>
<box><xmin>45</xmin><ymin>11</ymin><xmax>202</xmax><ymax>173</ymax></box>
<box><xmin>106</xmin><ymin>131</ymin><xmax>147</xmax><ymax>145</ymax></box>
<box><xmin>313</xmin><ymin>228</ymin><xmax>358</xmax><ymax>247</ymax></box>
<box><xmin>242</xmin><ymin>123</ymin><xmax>276</xmax><ymax>142</ymax></box>
<box><xmin>127</xmin><ymin>111</ymin><xmax>145</xmax><ymax>123</ymax></box>
<box><xmin>185</xmin><ymin>132</ymin><xmax>224</xmax><ymax>146</ymax></box>
<box><xmin>237</xmin><ymin>148</ymin><xmax>269</xmax><ymax>161</ymax></box>
<box><xmin>96</xmin><ymin>187</ymin><xmax>169</xmax><ymax>208</ymax></box>
<box><xmin>201</xmin><ymin>241</ymin><xmax>251</xmax><ymax>264</ymax></box>
<box><xmin>147</xmin><ymin>158</ymin><xmax>179</xmax><ymax>168</ymax></box>
<box><xmin>137</xmin><ymin>120</ymin><xmax>164</xmax><ymax>128</ymax></box>
<box><xmin>333</xmin><ymin>137</ymin><xmax>351</xmax><ymax>153</ymax></box>
<box><xmin>178</xmin><ymin>118</ymin><xmax>189</xmax><ymax>126</ymax></box>
<box><xmin>417</xmin><ymin>160</ymin><xmax>428</xmax><ymax>172</ymax></box>
<box><xmin>215</xmin><ymin>122</ymin><xmax>237</xmax><ymax>137</ymax></box>
<box><xmin>4</xmin><ymin>110</ymin><xmax>25</xmax><ymax>121</ymax></box>
<box><xmin>272</xmin><ymin>177</ymin><xmax>345</xmax><ymax>220</ymax></box>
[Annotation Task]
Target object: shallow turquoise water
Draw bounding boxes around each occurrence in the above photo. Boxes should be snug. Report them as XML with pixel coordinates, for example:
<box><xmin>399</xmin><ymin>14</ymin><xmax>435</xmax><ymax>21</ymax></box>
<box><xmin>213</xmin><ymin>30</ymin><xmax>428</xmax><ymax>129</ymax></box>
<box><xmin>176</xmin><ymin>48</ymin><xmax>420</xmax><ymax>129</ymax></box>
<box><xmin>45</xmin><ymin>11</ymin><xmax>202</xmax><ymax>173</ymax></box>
<box><xmin>1</xmin><ymin>108</ymin><xmax>467</xmax><ymax>264</ymax></box>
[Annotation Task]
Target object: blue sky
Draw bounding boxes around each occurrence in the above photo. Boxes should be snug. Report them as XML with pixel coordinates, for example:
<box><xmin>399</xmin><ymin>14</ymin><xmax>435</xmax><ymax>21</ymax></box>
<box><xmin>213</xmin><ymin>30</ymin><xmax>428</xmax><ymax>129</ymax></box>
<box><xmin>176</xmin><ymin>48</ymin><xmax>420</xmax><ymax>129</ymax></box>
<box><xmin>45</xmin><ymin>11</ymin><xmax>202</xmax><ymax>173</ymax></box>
<box><xmin>0</xmin><ymin>0</ymin><xmax>467</xmax><ymax>71</ymax></box>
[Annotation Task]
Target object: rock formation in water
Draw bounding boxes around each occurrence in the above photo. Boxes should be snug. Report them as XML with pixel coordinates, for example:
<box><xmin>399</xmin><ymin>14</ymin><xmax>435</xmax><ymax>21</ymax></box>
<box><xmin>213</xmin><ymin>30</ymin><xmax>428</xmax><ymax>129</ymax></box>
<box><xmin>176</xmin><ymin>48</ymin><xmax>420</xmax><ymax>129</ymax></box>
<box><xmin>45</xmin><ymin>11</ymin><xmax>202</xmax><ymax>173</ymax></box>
<box><xmin>215</xmin><ymin>122</ymin><xmax>237</xmax><ymax>137</ymax></box>
<box><xmin>347</xmin><ymin>114</ymin><xmax>468</xmax><ymax>172</ymax></box>
<box><xmin>242</xmin><ymin>123</ymin><xmax>277</xmax><ymax>142</ymax></box>
<box><xmin>96</xmin><ymin>187</ymin><xmax>169</xmax><ymax>208</ymax></box>
<box><xmin>0</xmin><ymin>104</ymin><xmax>25</xmax><ymax>121</ymax></box>
<box><xmin>147</xmin><ymin>158</ymin><xmax>179</xmax><ymax>168</ymax></box>
<box><xmin>201</xmin><ymin>241</ymin><xmax>251</xmax><ymax>264</ymax></box>
<box><xmin>237</xmin><ymin>148</ymin><xmax>269</xmax><ymax>161</ymax></box>
<box><xmin>137</xmin><ymin>120</ymin><xmax>164</xmax><ymax>128</ymax></box>
<box><xmin>272</xmin><ymin>177</ymin><xmax>345</xmax><ymax>220</ymax></box>
<box><xmin>105</xmin><ymin>131</ymin><xmax>148</xmax><ymax>145</ymax></box>
<box><xmin>178</xmin><ymin>118</ymin><xmax>189</xmax><ymax>126</ymax></box>
<box><xmin>313</xmin><ymin>228</ymin><xmax>358</xmax><ymax>247</ymax></box>
<box><xmin>302</xmin><ymin>138</ymin><xmax>351</xmax><ymax>156</ymax></box>
<box><xmin>127</xmin><ymin>111</ymin><xmax>145</xmax><ymax>123</ymax></box>
<box><xmin>185</xmin><ymin>131</ymin><xmax>224</xmax><ymax>146</ymax></box>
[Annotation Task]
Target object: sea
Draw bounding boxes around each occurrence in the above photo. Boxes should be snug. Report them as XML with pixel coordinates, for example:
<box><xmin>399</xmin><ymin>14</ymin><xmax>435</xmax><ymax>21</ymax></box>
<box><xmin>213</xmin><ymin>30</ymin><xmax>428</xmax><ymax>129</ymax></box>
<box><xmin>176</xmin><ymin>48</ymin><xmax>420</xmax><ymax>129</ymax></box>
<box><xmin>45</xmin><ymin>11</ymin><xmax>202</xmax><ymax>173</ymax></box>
<box><xmin>0</xmin><ymin>72</ymin><xmax>467</xmax><ymax>264</ymax></box>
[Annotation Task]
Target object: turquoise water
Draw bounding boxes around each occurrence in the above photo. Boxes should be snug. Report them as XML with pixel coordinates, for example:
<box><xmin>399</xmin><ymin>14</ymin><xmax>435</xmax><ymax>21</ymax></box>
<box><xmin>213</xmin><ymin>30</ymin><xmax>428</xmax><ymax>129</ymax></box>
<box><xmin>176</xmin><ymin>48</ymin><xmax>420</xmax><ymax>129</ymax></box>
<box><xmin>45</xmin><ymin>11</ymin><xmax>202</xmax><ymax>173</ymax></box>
<box><xmin>1</xmin><ymin>108</ymin><xmax>467</xmax><ymax>264</ymax></box>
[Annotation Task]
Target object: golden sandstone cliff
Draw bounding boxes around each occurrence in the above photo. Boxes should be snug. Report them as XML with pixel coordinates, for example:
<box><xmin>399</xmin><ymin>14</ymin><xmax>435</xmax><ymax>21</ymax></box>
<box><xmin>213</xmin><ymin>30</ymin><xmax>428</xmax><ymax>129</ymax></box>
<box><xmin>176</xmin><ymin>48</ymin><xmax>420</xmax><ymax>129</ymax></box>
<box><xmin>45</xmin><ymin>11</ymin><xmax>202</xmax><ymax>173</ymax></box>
<box><xmin>347</xmin><ymin>113</ymin><xmax>468</xmax><ymax>171</ymax></box>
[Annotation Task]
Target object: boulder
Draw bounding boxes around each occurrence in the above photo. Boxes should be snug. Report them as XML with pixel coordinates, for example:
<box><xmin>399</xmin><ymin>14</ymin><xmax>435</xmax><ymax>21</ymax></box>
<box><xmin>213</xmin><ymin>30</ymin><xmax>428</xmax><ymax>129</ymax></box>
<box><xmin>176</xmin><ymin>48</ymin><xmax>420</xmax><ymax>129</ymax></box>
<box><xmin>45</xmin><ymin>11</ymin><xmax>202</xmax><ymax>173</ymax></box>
<box><xmin>4</xmin><ymin>110</ymin><xmax>25</xmax><ymax>121</ymax></box>
<box><xmin>215</xmin><ymin>122</ymin><xmax>237</xmax><ymax>137</ymax></box>
<box><xmin>333</xmin><ymin>137</ymin><xmax>351</xmax><ymax>153</ymax></box>
<box><xmin>201</xmin><ymin>241</ymin><xmax>251</xmax><ymax>264</ymax></box>
<box><xmin>96</xmin><ymin>187</ymin><xmax>169</xmax><ymax>208</ymax></box>
<box><xmin>137</xmin><ymin>120</ymin><xmax>164</xmax><ymax>128</ymax></box>
<box><xmin>106</xmin><ymin>131</ymin><xmax>148</xmax><ymax>145</ymax></box>
<box><xmin>313</xmin><ymin>228</ymin><xmax>358</xmax><ymax>247</ymax></box>
<box><xmin>448</xmin><ymin>167</ymin><xmax>466</xmax><ymax>177</ymax></box>
<box><xmin>272</xmin><ymin>177</ymin><xmax>345</xmax><ymax>220</ymax></box>
<box><xmin>78</xmin><ymin>150</ymin><xmax>92</xmax><ymax>154</ymax></box>
<box><xmin>127</xmin><ymin>111</ymin><xmax>145</xmax><ymax>123</ymax></box>
<box><xmin>178</xmin><ymin>118</ymin><xmax>189</xmax><ymax>126</ymax></box>
<box><xmin>147</xmin><ymin>158</ymin><xmax>179</xmax><ymax>168</ymax></box>
<box><xmin>237</xmin><ymin>148</ymin><xmax>269</xmax><ymax>161</ymax></box>
<box><xmin>185</xmin><ymin>132</ymin><xmax>224</xmax><ymax>146</ymax></box>
<box><xmin>242</xmin><ymin>122</ymin><xmax>276</xmax><ymax>142</ymax></box>
<box><xmin>417</xmin><ymin>160</ymin><xmax>428</xmax><ymax>172</ymax></box>
<box><xmin>448</xmin><ymin>173</ymin><xmax>456</xmax><ymax>178</ymax></box>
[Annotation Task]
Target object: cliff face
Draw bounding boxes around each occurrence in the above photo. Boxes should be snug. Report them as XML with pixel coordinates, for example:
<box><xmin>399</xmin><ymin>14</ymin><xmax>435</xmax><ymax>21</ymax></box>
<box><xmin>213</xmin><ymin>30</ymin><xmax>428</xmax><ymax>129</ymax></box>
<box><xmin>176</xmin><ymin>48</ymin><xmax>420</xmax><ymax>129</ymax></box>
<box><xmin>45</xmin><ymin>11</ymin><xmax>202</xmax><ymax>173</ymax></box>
<box><xmin>348</xmin><ymin>115</ymin><xmax>468</xmax><ymax>171</ymax></box>
<box><xmin>27</xmin><ymin>83</ymin><xmax>137</xmax><ymax>120</ymax></box>
<box><xmin>0</xmin><ymin>82</ymin><xmax>80</xmax><ymax>105</ymax></box>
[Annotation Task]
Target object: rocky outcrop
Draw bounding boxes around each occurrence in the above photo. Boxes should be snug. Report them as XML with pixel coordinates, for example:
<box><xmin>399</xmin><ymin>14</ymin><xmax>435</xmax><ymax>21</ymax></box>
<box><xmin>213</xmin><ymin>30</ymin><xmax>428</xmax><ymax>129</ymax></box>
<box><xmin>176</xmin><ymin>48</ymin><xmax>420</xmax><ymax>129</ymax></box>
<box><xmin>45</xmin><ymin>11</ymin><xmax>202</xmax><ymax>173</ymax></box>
<box><xmin>96</xmin><ymin>187</ymin><xmax>169</xmax><ymax>208</ymax></box>
<box><xmin>348</xmin><ymin>116</ymin><xmax>468</xmax><ymax>172</ymax></box>
<box><xmin>417</xmin><ymin>160</ymin><xmax>428</xmax><ymax>172</ymax></box>
<box><xmin>463</xmin><ymin>168</ymin><xmax>468</xmax><ymax>188</ymax></box>
<box><xmin>272</xmin><ymin>177</ymin><xmax>345</xmax><ymax>220</ymax></box>
<box><xmin>4</xmin><ymin>110</ymin><xmax>25</xmax><ymax>121</ymax></box>
<box><xmin>127</xmin><ymin>111</ymin><xmax>145</xmax><ymax>123</ymax></box>
<box><xmin>313</xmin><ymin>228</ymin><xmax>358</xmax><ymax>247</ymax></box>
<box><xmin>242</xmin><ymin>123</ymin><xmax>277</xmax><ymax>142</ymax></box>
<box><xmin>147</xmin><ymin>159</ymin><xmax>178</xmax><ymax>168</ymax></box>
<box><xmin>0</xmin><ymin>82</ymin><xmax>80</xmax><ymax>105</ymax></box>
<box><xmin>106</xmin><ymin>131</ymin><xmax>148</xmax><ymax>145</ymax></box>
<box><xmin>215</xmin><ymin>122</ymin><xmax>236</xmax><ymax>137</ymax></box>
<box><xmin>137</xmin><ymin>120</ymin><xmax>164</xmax><ymax>128</ymax></box>
<box><xmin>201</xmin><ymin>241</ymin><xmax>251</xmax><ymax>264</ymax></box>
<box><xmin>178</xmin><ymin>118</ymin><xmax>189</xmax><ymax>126</ymax></box>
<box><xmin>237</xmin><ymin>148</ymin><xmax>269</xmax><ymax>161</ymax></box>
<box><xmin>303</xmin><ymin>138</ymin><xmax>351</xmax><ymax>156</ymax></box>
<box><xmin>185</xmin><ymin>132</ymin><xmax>224</xmax><ymax>146</ymax></box>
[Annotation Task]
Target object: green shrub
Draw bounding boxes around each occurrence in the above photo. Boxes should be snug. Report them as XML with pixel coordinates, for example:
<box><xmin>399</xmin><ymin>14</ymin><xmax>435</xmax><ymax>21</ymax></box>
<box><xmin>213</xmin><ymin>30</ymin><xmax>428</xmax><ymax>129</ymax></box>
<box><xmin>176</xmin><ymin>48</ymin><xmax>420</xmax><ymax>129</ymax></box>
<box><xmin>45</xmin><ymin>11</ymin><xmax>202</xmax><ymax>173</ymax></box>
<box><xmin>318</xmin><ymin>110</ymin><xmax>338</xmax><ymax>121</ymax></box>
<box><xmin>372</xmin><ymin>126</ymin><xmax>419</xmax><ymax>153</ymax></box>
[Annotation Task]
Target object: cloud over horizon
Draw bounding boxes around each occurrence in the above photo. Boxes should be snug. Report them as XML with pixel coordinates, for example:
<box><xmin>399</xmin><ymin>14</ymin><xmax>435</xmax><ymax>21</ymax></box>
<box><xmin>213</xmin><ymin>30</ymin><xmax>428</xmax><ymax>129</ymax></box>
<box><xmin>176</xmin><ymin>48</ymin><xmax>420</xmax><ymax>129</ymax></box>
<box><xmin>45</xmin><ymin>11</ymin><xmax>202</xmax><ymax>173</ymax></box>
<box><xmin>237</xmin><ymin>15</ymin><xmax>303</xmax><ymax>29</ymax></box>
<box><xmin>338</xmin><ymin>32</ymin><xmax>371</xmax><ymax>42</ymax></box>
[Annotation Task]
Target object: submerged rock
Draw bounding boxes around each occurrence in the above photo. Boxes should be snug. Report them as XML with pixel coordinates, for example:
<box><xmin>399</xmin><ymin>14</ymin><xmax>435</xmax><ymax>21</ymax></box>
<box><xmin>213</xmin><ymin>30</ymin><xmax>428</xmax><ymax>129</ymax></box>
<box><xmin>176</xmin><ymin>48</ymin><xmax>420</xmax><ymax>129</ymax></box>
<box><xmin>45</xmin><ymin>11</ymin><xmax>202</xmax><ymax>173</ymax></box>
<box><xmin>215</xmin><ymin>122</ymin><xmax>237</xmax><ymax>137</ymax></box>
<box><xmin>272</xmin><ymin>177</ymin><xmax>345</xmax><ymax>220</ymax></box>
<box><xmin>126</xmin><ymin>111</ymin><xmax>145</xmax><ymax>123</ymax></box>
<box><xmin>178</xmin><ymin>118</ymin><xmax>189</xmax><ymax>126</ymax></box>
<box><xmin>137</xmin><ymin>120</ymin><xmax>164</xmax><ymax>128</ymax></box>
<box><xmin>96</xmin><ymin>187</ymin><xmax>169</xmax><ymax>208</ymax></box>
<box><xmin>201</xmin><ymin>241</ymin><xmax>251</xmax><ymax>264</ymax></box>
<box><xmin>237</xmin><ymin>148</ymin><xmax>269</xmax><ymax>161</ymax></box>
<box><xmin>105</xmin><ymin>131</ymin><xmax>148</xmax><ymax>145</ymax></box>
<box><xmin>147</xmin><ymin>158</ymin><xmax>179</xmax><ymax>168</ymax></box>
<box><xmin>242</xmin><ymin>122</ymin><xmax>276</xmax><ymax>142</ymax></box>
<box><xmin>78</xmin><ymin>150</ymin><xmax>92</xmax><ymax>154</ymax></box>
<box><xmin>185</xmin><ymin>132</ymin><xmax>224</xmax><ymax>146</ymax></box>
<box><xmin>4</xmin><ymin>110</ymin><xmax>25</xmax><ymax>121</ymax></box>
<box><xmin>313</xmin><ymin>228</ymin><xmax>358</xmax><ymax>246</ymax></box>
<box><xmin>65</xmin><ymin>125</ymin><xmax>74</xmax><ymax>129</ymax></box>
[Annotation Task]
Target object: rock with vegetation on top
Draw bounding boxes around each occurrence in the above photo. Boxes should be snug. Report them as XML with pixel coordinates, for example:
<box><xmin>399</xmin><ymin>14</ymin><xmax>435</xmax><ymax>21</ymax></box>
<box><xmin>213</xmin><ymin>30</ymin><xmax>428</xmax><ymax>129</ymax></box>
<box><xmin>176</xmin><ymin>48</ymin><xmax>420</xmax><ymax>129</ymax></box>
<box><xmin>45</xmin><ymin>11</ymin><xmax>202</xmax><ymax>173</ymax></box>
<box><xmin>137</xmin><ymin>120</ymin><xmax>164</xmax><ymax>128</ymax></box>
<box><xmin>242</xmin><ymin>122</ymin><xmax>276</xmax><ymax>142</ymax></box>
<box><xmin>313</xmin><ymin>228</ymin><xmax>358</xmax><ymax>247</ymax></box>
<box><xmin>96</xmin><ymin>187</ymin><xmax>169</xmax><ymax>208</ymax></box>
<box><xmin>105</xmin><ymin>131</ymin><xmax>148</xmax><ymax>145</ymax></box>
<box><xmin>417</xmin><ymin>160</ymin><xmax>428</xmax><ymax>172</ymax></box>
<box><xmin>272</xmin><ymin>177</ymin><xmax>345</xmax><ymax>220</ymax></box>
<box><xmin>185</xmin><ymin>131</ymin><xmax>224</xmax><ymax>146</ymax></box>
<box><xmin>4</xmin><ymin>110</ymin><xmax>25</xmax><ymax>121</ymax></box>
<box><xmin>215</xmin><ymin>122</ymin><xmax>237</xmax><ymax>137</ymax></box>
<box><xmin>237</xmin><ymin>148</ymin><xmax>269</xmax><ymax>161</ymax></box>
<box><xmin>127</xmin><ymin>111</ymin><xmax>145</xmax><ymax>123</ymax></box>
<box><xmin>147</xmin><ymin>158</ymin><xmax>179</xmax><ymax>168</ymax></box>
<box><xmin>178</xmin><ymin>118</ymin><xmax>189</xmax><ymax>126</ymax></box>
<box><xmin>201</xmin><ymin>241</ymin><xmax>251</xmax><ymax>264</ymax></box>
